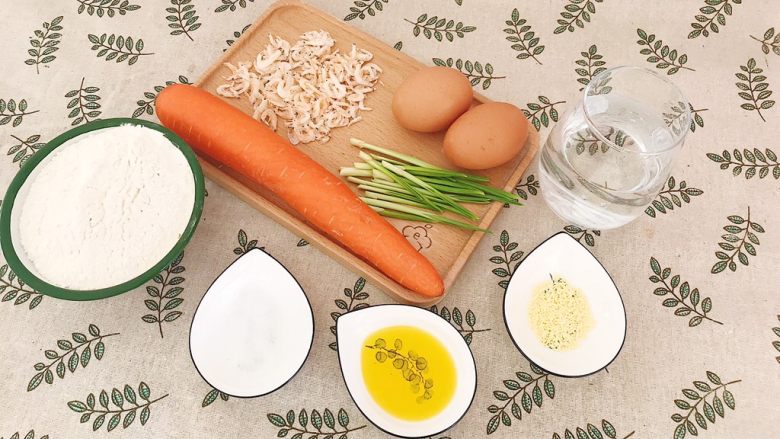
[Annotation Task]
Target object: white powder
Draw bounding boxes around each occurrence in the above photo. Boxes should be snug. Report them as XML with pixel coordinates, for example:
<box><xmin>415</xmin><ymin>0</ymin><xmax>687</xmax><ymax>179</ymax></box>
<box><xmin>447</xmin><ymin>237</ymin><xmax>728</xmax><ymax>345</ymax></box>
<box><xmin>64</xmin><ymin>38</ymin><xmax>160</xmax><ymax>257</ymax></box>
<box><xmin>16</xmin><ymin>125</ymin><xmax>195</xmax><ymax>290</ymax></box>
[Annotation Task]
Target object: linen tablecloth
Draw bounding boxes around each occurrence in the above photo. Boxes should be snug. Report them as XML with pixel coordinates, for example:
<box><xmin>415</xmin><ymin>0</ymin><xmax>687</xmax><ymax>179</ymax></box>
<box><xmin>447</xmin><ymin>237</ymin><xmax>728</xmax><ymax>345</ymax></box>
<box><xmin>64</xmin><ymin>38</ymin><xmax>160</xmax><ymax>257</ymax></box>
<box><xmin>1</xmin><ymin>1</ymin><xmax>778</xmax><ymax>438</ymax></box>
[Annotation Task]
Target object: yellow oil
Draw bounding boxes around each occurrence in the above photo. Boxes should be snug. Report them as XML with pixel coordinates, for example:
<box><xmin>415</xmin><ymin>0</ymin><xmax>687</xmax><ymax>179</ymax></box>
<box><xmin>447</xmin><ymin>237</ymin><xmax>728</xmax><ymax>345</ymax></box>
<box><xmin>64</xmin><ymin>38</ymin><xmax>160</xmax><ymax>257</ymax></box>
<box><xmin>361</xmin><ymin>325</ymin><xmax>456</xmax><ymax>421</ymax></box>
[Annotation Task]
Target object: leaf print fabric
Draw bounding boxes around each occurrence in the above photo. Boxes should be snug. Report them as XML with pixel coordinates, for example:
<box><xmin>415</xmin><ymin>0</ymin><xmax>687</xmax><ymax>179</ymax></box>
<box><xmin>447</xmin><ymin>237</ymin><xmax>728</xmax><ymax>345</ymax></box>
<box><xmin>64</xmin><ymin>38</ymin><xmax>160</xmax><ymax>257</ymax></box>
<box><xmin>0</xmin><ymin>1</ymin><xmax>777</xmax><ymax>438</ymax></box>
<box><xmin>24</xmin><ymin>16</ymin><xmax>63</xmax><ymax>74</ymax></box>
<box><xmin>28</xmin><ymin>324</ymin><xmax>119</xmax><ymax>391</ymax></box>
<box><xmin>406</xmin><ymin>14</ymin><xmax>475</xmax><ymax>42</ymax></box>
<box><xmin>67</xmin><ymin>382</ymin><xmax>168</xmax><ymax>432</ymax></box>
<box><xmin>0</xmin><ymin>99</ymin><xmax>38</xmax><ymax>127</ymax></box>
<box><xmin>636</xmin><ymin>29</ymin><xmax>694</xmax><ymax>74</ymax></box>
<box><xmin>87</xmin><ymin>33</ymin><xmax>152</xmax><ymax>65</ymax></box>
<box><xmin>486</xmin><ymin>362</ymin><xmax>555</xmax><ymax>435</ymax></box>
<box><xmin>710</xmin><ymin>208</ymin><xmax>764</xmax><ymax>274</ymax></box>
<box><xmin>432</xmin><ymin>58</ymin><xmax>505</xmax><ymax>90</ymax></box>
<box><xmin>735</xmin><ymin>58</ymin><xmax>774</xmax><ymax>122</ymax></box>
<box><xmin>504</xmin><ymin>9</ymin><xmax>544</xmax><ymax>65</ymax></box>
<box><xmin>64</xmin><ymin>78</ymin><xmax>101</xmax><ymax>125</ymax></box>
<box><xmin>75</xmin><ymin>0</ymin><xmax>141</xmax><ymax>17</ymax></box>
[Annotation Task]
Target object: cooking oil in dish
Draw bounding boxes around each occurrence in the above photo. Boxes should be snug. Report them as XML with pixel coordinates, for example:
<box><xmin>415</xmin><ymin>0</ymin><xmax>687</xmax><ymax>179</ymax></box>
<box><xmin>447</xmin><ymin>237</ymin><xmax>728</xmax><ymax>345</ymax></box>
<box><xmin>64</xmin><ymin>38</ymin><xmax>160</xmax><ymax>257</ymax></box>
<box><xmin>528</xmin><ymin>276</ymin><xmax>594</xmax><ymax>351</ymax></box>
<box><xmin>361</xmin><ymin>325</ymin><xmax>456</xmax><ymax>421</ymax></box>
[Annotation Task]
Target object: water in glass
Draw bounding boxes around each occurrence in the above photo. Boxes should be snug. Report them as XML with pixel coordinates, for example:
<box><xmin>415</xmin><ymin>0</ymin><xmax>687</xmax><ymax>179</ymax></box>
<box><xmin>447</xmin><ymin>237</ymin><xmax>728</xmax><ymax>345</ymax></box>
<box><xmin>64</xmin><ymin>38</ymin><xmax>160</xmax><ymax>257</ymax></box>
<box><xmin>539</xmin><ymin>66</ymin><xmax>690</xmax><ymax>230</ymax></box>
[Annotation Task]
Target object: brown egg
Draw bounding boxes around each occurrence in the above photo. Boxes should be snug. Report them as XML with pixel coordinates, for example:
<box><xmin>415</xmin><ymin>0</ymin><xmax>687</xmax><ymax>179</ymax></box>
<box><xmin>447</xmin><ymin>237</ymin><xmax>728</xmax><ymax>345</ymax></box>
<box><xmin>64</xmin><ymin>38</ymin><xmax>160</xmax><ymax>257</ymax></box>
<box><xmin>392</xmin><ymin>66</ymin><xmax>473</xmax><ymax>133</ymax></box>
<box><xmin>443</xmin><ymin>102</ymin><xmax>529</xmax><ymax>170</ymax></box>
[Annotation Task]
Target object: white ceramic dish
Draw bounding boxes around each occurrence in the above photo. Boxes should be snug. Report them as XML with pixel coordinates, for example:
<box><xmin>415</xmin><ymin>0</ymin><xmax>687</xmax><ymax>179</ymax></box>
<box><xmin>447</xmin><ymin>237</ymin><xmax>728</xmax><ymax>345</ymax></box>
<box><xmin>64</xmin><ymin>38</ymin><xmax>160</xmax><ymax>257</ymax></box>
<box><xmin>503</xmin><ymin>232</ymin><xmax>626</xmax><ymax>377</ymax></box>
<box><xmin>337</xmin><ymin>305</ymin><xmax>476</xmax><ymax>438</ymax></box>
<box><xmin>189</xmin><ymin>248</ymin><xmax>314</xmax><ymax>397</ymax></box>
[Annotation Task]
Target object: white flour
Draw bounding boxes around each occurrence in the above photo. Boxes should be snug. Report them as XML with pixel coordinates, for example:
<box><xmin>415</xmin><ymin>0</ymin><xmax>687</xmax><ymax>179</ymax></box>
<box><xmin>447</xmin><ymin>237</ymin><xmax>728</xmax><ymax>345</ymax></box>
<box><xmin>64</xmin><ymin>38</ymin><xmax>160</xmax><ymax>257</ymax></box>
<box><xmin>16</xmin><ymin>125</ymin><xmax>195</xmax><ymax>290</ymax></box>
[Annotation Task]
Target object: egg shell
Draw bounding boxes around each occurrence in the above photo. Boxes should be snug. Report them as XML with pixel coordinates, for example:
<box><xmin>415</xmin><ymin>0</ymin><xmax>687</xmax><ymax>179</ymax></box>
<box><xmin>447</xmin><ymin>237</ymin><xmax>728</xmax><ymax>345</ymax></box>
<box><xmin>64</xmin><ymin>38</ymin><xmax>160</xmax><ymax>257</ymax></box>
<box><xmin>189</xmin><ymin>248</ymin><xmax>314</xmax><ymax>397</ymax></box>
<box><xmin>443</xmin><ymin>102</ymin><xmax>529</xmax><ymax>170</ymax></box>
<box><xmin>392</xmin><ymin>66</ymin><xmax>473</xmax><ymax>133</ymax></box>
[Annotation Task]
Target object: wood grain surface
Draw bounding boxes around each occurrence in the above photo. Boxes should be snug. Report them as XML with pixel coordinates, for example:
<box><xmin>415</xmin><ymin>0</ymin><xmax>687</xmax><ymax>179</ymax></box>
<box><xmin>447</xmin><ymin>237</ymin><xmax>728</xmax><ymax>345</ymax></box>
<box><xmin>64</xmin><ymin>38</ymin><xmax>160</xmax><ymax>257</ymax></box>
<box><xmin>195</xmin><ymin>0</ymin><xmax>539</xmax><ymax>305</ymax></box>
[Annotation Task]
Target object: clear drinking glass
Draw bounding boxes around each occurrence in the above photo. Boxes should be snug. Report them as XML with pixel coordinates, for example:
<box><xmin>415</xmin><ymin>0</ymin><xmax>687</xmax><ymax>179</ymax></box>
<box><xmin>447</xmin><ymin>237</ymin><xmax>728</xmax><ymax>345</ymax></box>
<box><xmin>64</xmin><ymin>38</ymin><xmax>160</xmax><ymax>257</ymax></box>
<box><xmin>539</xmin><ymin>66</ymin><xmax>691</xmax><ymax>230</ymax></box>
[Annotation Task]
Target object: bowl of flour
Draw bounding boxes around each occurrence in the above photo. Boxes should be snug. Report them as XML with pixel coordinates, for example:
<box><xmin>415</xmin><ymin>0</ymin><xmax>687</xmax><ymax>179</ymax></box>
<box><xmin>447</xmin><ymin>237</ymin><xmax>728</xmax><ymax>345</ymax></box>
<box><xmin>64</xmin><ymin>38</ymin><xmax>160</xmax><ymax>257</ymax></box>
<box><xmin>0</xmin><ymin>118</ymin><xmax>205</xmax><ymax>300</ymax></box>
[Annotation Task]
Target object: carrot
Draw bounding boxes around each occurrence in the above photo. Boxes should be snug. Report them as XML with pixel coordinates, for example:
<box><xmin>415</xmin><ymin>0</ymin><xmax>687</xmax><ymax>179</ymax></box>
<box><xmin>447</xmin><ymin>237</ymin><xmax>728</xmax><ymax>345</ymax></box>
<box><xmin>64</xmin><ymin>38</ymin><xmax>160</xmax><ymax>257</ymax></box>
<box><xmin>156</xmin><ymin>84</ymin><xmax>444</xmax><ymax>298</ymax></box>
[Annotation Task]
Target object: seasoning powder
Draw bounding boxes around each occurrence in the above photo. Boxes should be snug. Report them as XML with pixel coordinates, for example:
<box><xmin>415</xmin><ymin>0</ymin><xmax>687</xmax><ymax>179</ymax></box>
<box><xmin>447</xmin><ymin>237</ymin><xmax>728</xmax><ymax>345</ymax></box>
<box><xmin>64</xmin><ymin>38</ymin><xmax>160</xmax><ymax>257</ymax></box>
<box><xmin>528</xmin><ymin>277</ymin><xmax>594</xmax><ymax>351</ymax></box>
<box><xmin>17</xmin><ymin>125</ymin><xmax>195</xmax><ymax>290</ymax></box>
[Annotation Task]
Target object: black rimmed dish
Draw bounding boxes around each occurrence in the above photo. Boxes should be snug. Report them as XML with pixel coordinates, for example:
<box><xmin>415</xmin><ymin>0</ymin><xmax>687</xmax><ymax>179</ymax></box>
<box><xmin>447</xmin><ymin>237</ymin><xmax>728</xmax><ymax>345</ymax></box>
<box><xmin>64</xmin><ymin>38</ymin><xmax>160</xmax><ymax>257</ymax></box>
<box><xmin>502</xmin><ymin>232</ymin><xmax>627</xmax><ymax>377</ymax></box>
<box><xmin>0</xmin><ymin>118</ymin><xmax>205</xmax><ymax>301</ymax></box>
<box><xmin>336</xmin><ymin>304</ymin><xmax>477</xmax><ymax>438</ymax></box>
<box><xmin>189</xmin><ymin>248</ymin><xmax>315</xmax><ymax>398</ymax></box>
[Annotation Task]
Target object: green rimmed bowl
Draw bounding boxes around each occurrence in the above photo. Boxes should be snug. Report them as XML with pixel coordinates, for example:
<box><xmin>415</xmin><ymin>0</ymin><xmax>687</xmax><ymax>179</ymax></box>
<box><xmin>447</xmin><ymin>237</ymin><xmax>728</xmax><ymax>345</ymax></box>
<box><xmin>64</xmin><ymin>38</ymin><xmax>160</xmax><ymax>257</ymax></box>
<box><xmin>0</xmin><ymin>118</ymin><xmax>205</xmax><ymax>301</ymax></box>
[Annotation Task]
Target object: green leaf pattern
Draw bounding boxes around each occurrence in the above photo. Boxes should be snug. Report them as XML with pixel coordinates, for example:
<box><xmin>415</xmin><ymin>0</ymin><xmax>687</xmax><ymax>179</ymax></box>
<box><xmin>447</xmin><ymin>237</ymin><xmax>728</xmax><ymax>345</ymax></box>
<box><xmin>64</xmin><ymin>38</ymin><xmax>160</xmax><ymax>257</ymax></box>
<box><xmin>504</xmin><ymin>9</ymin><xmax>545</xmax><ymax>65</ymax></box>
<box><xmin>0</xmin><ymin>99</ymin><xmax>39</xmax><ymax>127</ymax></box>
<box><xmin>706</xmin><ymin>148</ymin><xmax>780</xmax><ymax>180</ymax></box>
<box><xmin>751</xmin><ymin>27</ymin><xmax>780</xmax><ymax>56</ymax></box>
<box><xmin>266</xmin><ymin>408</ymin><xmax>366</xmax><ymax>438</ymax></box>
<box><xmin>329</xmin><ymin>278</ymin><xmax>371</xmax><ymax>351</ymax></box>
<box><xmin>233</xmin><ymin>229</ymin><xmax>261</xmax><ymax>255</ymax></box>
<box><xmin>0</xmin><ymin>431</ymin><xmax>48</xmax><ymax>439</ymax></box>
<box><xmin>552</xmin><ymin>419</ymin><xmax>635</xmax><ymax>439</ymax></box>
<box><xmin>65</xmin><ymin>77</ymin><xmax>102</xmax><ymax>125</ymax></box>
<box><xmin>575</xmin><ymin>44</ymin><xmax>607</xmax><ymax>91</ymax></box>
<box><xmin>489</xmin><ymin>230</ymin><xmax>524</xmax><ymax>290</ymax></box>
<box><xmin>636</xmin><ymin>28</ymin><xmax>695</xmax><ymax>74</ymax></box>
<box><xmin>773</xmin><ymin>315</ymin><xmax>780</xmax><ymax>364</ymax></box>
<box><xmin>7</xmin><ymin>134</ymin><xmax>45</xmax><ymax>168</ymax></box>
<box><xmin>644</xmin><ymin>177</ymin><xmax>704</xmax><ymax>217</ymax></box>
<box><xmin>166</xmin><ymin>0</ymin><xmax>201</xmax><ymax>41</ymax></box>
<box><xmin>486</xmin><ymin>362</ymin><xmax>555</xmax><ymax>435</ymax></box>
<box><xmin>0</xmin><ymin>264</ymin><xmax>44</xmax><ymax>309</ymax></box>
<box><xmin>131</xmin><ymin>75</ymin><xmax>191</xmax><ymax>118</ymax></box>
<box><xmin>76</xmin><ymin>0</ymin><xmax>141</xmax><ymax>17</ymax></box>
<box><xmin>711</xmin><ymin>208</ymin><xmax>765</xmax><ymax>274</ymax></box>
<box><xmin>523</xmin><ymin>96</ymin><xmax>565</xmax><ymax>131</ymax></box>
<box><xmin>735</xmin><ymin>58</ymin><xmax>774</xmax><ymax>122</ymax></box>
<box><xmin>432</xmin><ymin>58</ymin><xmax>505</xmax><ymax>90</ymax></box>
<box><xmin>27</xmin><ymin>325</ymin><xmax>119</xmax><ymax>391</ymax></box>
<box><xmin>554</xmin><ymin>0</ymin><xmax>603</xmax><ymax>34</ymax></box>
<box><xmin>215</xmin><ymin>0</ymin><xmax>253</xmax><ymax>13</ymax></box>
<box><xmin>406</xmin><ymin>14</ymin><xmax>475</xmax><ymax>42</ymax></box>
<box><xmin>201</xmin><ymin>387</ymin><xmax>230</xmax><ymax>408</ymax></box>
<box><xmin>141</xmin><ymin>252</ymin><xmax>186</xmax><ymax>337</ymax></box>
<box><xmin>671</xmin><ymin>372</ymin><xmax>740</xmax><ymax>438</ymax></box>
<box><xmin>648</xmin><ymin>258</ymin><xmax>722</xmax><ymax>327</ymax></box>
<box><xmin>344</xmin><ymin>0</ymin><xmax>389</xmax><ymax>21</ymax></box>
<box><xmin>224</xmin><ymin>24</ymin><xmax>250</xmax><ymax>51</ymax></box>
<box><xmin>429</xmin><ymin>305</ymin><xmax>490</xmax><ymax>345</ymax></box>
<box><xmin>564</xmin><ymin>225</ymin><xmax>600</xmax><ymax>247</ymax></box>
<box><xmin>688</xmin><ymin>0</ymin><xmax>742</xmax><ymax>39</ymax></box>
<box><xmin>514</xmin><ymin>174</ymin><xmax>539</xmax><ymax>201</ymax></box>
<box><xmin>24</xmin><ymin>16</ymin><xmax>63</xmax><ymax>74</ymax></box>
<box><xmin>67</xmin><ymin>382</ymin><xmax>168</xmax><ymax>432</ymax></box>
<box><xmin>87</xmin><ymin>33</ymin><xmax>153</xmax><ymax>65</ymax></box>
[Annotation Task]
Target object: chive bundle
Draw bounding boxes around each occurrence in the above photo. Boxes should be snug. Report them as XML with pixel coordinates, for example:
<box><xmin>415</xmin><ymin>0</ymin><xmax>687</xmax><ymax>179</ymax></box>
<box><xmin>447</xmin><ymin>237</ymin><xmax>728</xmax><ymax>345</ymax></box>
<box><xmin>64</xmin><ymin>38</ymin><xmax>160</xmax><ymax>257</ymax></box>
<box><xmin>340</xmin><ymin>138</ymin><xmax>521</xmax><ymax>231</ymax></box>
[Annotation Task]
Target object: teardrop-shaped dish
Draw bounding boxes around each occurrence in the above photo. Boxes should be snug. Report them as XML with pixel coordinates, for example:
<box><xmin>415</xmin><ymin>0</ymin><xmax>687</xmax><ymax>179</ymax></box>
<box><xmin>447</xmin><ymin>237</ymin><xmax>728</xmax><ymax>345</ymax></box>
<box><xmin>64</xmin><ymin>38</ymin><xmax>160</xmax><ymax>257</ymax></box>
<box><xmin>503</xmin><ymin>232</ymin><xmax>626</xmax><ymax>377</ymax></box>
<box><xmin>189</xmin><ymin>248</ymin><xmax>314</xmax><ymax>397</ymax></box>
<box><xmin>337</xmin><ymin>305</ymin><xmax>476</xmax><ymax>438</ymax></box>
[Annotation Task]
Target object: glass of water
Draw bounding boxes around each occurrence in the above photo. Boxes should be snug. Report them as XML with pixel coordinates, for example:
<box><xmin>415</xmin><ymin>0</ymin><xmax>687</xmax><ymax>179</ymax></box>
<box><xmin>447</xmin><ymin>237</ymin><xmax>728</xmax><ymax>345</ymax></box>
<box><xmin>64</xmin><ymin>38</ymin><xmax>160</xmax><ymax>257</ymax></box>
<box><xmin>539</xmin><ymin>66</ymin><xmax>691</xmax><ymax>230</ymax></box>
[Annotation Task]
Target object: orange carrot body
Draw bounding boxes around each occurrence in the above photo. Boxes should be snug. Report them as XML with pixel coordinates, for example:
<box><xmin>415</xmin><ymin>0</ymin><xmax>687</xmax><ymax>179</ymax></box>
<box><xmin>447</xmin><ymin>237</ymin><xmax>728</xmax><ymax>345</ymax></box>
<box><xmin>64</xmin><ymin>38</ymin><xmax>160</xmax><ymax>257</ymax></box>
<box><xmin>156</xmin><ymin>84</ymin><xmax>443</xmax><ymax>297</ymax></box>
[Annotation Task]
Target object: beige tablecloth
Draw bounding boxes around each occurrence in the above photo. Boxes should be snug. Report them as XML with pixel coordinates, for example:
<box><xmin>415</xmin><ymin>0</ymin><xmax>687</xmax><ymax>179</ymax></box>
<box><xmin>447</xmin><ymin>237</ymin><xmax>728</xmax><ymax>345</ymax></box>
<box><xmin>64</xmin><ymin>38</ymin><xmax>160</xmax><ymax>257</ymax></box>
<box><xmin>1</xmin><ymin>1</ymin><xmax>778</xmax><ymax>438</ymax></box>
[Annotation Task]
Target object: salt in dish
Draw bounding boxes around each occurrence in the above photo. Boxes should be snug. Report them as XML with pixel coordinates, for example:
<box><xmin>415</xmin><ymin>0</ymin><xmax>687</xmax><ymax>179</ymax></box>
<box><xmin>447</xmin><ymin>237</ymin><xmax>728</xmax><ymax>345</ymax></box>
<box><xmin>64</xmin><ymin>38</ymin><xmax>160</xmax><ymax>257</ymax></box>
<box><xmin>337</xmin><ymin>305</ymin><xmax>476</xmax><ymax>438</ymax></box>
<box><xmin>503</xmin><ymin>232</ymin><xmax>626</xmax><ymax>377</ymax></box>
<box><xmin>189</xmin><ymin>248</ymin><xmax>314</xmax><ymax>397</ymax></box>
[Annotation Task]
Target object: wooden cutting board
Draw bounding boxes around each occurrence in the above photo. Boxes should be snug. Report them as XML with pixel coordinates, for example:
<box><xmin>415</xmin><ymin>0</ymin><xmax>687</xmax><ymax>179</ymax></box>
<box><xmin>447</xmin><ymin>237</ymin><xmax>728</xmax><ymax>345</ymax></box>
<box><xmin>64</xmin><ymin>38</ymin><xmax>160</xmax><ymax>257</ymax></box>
<box><xmin>195</xmin><ymin>0</ymin><xmax>539</xmax><ymax>305</ymax></box>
